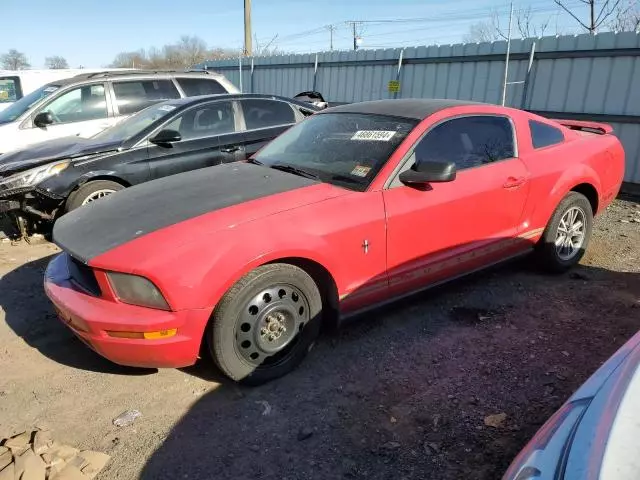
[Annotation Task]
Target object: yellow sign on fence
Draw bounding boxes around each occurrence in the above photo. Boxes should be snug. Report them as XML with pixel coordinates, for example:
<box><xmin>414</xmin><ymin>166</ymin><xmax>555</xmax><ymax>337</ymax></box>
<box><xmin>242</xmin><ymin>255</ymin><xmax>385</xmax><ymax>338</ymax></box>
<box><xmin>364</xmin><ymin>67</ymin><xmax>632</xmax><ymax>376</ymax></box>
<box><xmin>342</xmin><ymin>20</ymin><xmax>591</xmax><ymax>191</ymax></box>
<box><xmin>388</xmin><ymin>80</ymin><xmax>400</xmax><ymax>93</ymax></box>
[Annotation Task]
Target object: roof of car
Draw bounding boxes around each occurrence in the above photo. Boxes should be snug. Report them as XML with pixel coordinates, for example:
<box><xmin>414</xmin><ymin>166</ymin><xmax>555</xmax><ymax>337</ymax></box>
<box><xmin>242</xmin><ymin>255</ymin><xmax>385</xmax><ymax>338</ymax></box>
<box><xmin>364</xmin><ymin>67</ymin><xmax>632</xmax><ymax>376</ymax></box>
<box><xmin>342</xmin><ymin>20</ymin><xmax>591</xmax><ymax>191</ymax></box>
<box><xmin>158</xmin><ymin>93</ymin><xmax>320</xmax><ymax>109</ymax></box>
<box><xmin>322</xmin><ymin>99</ymin><xmax>486</xmax><ymax>120</ymax></box>
<box><xmin>50</xmin><ymin>69</ymin><xmax>227</xmax><ymax>86</ymax></box>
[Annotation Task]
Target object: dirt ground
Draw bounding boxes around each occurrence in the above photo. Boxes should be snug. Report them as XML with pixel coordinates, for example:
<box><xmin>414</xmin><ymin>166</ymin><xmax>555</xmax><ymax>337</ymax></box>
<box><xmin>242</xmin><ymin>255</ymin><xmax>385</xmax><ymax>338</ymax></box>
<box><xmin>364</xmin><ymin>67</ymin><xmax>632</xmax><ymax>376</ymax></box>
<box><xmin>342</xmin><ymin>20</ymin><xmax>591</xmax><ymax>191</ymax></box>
<box><xmin>0</xmin><ymin>199</ymin><xmax>639</xmax><ymax>480</ymax></box>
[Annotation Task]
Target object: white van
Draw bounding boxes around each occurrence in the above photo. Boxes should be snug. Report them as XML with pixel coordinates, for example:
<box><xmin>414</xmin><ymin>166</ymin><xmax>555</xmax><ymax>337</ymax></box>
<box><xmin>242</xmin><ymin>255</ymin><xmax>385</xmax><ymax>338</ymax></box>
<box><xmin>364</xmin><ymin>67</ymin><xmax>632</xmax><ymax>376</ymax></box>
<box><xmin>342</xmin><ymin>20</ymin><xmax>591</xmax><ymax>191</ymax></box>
<box><xmin>0</xmin><ymin>70</ymin><xmax>239</xmax><ymax>155</ymax></box>
<box><xmin>0</xmin><ymin>69</ymin><xmax>132</xmax><ymax>112</ymax></box>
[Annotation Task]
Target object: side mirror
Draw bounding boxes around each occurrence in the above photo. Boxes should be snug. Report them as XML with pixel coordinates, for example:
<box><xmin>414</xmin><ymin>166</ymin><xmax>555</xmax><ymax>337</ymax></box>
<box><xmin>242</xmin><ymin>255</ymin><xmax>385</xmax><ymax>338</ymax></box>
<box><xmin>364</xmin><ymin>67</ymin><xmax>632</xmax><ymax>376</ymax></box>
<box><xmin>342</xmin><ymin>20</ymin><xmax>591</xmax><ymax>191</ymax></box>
<box><xmin>399</xmin><ymin>161</ymin><xmax>456</xmax><ymax>187</ymax></box>
<box><xmin>149</xmin><ymin>129</ymin><xmax>182</xmax><ymax>146</ymax></box>
<box><xmin>34</xmin><ymin>111</ymin><xmax>54</xmax><ymax>128</ymax></box>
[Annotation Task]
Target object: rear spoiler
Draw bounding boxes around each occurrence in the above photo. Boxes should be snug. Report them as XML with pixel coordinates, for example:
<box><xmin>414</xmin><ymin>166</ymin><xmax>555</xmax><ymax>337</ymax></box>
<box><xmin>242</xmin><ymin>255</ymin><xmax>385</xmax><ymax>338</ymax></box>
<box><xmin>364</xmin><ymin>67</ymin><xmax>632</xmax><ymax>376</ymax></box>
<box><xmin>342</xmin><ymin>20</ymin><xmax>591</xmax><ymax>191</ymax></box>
<box><xmin>555</xmin><ymin>119</ymin><xmax>613</xmax><ymax>135</ymax></box>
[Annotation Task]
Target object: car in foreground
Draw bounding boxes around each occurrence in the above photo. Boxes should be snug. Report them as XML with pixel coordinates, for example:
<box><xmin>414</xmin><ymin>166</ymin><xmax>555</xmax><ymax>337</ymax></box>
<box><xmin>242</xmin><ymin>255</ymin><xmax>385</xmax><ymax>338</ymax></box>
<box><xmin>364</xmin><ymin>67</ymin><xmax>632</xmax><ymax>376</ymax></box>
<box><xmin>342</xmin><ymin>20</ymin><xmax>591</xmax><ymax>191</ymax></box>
<box><xmin>0</xmin><ymin>69</ymin><xmax>239</xmax><ymax>155</ymax></box>
<box><xmin>0</xmin><ymin>93</ymin><xmax>317</xmax><ymax>235</ymax></box>
<box><xmin>503</xmin><ymin>329</ymin><xmax>640</xmax><ymax>480</ymax></box>
<box><xmin>44</xmin><ymin>99</ymin><xmax>625</xmax><ymax>384</ymax></box>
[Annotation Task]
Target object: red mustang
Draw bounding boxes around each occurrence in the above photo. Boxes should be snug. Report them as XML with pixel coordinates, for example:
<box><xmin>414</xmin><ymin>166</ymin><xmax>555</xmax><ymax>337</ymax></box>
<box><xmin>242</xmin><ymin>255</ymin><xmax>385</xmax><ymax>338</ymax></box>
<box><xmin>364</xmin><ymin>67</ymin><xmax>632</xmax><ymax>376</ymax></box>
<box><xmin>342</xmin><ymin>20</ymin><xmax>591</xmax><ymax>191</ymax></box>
<box><xmin>44</xmin><ymin>99</ymin><xmax>625</xmax><ymax>384</ymax></box>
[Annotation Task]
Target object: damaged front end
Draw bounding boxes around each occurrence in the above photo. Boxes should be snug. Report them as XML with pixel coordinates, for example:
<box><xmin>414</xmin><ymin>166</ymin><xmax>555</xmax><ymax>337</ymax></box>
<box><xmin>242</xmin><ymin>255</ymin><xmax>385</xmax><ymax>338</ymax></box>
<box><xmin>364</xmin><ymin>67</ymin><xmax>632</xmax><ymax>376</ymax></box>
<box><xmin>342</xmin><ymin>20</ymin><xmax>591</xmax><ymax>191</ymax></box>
<box><xmin>0</xmin><ymin>160</ymin><xmax>70</xmax><ymax>238</ymax></box>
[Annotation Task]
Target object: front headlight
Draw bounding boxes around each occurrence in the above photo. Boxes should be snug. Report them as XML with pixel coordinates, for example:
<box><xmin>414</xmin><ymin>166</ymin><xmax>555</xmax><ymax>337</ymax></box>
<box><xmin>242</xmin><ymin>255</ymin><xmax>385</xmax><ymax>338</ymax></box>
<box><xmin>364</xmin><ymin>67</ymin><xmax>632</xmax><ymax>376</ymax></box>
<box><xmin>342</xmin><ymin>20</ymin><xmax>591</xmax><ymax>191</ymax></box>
<box><xmin>0</xmin><ymin>160</ymin><xmax>70</xmax><ymax>192</ymax></box>
<box><xmin>107</xmin><ymin>272</ymin><xmax>170</xmax><ymax>311</ymax></box>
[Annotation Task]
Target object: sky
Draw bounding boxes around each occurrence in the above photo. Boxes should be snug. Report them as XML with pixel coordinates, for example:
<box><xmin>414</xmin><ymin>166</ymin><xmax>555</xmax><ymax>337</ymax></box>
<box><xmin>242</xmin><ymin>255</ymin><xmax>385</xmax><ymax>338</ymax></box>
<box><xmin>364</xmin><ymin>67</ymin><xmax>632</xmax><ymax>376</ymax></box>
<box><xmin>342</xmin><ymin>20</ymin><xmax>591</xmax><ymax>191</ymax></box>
<box><xmin>1</xmin><ymin>0</ymin><xmax>590</xmax><ymax>68</ymax></box>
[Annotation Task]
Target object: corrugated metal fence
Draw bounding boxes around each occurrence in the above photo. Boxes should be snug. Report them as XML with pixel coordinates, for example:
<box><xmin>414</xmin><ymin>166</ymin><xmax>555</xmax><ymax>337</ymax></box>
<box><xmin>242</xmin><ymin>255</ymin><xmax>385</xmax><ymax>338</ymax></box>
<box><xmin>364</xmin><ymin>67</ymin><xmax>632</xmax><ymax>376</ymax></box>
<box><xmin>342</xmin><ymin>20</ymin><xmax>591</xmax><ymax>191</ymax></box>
<box><xmin>199</xmin><ymin>32</ymin><xmax>640</xmax><ymax>186</ymax></box>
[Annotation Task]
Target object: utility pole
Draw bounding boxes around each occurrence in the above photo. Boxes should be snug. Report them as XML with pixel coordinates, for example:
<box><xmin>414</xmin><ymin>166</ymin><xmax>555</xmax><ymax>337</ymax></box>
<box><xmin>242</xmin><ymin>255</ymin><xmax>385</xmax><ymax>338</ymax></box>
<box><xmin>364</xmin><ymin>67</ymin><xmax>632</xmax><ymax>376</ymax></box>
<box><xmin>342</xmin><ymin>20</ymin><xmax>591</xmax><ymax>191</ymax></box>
<box><xmin>589</xmin><ymin>0</ymin><xmax>595</xmax><ymax>34</ymax></box>
<box><xmin>244</xmin><ymin>0</ymin><xmax>252</xmax><ymax>56</ymax></box>
<box><xmin>352</xmin><ymin>22</ymin><xmax>358</xmax><ymax>51</ymax></box>
<box><xmin>328</xmin><ymin>25</ymin><xmax>335</xmax><ymax>51</ymax></box>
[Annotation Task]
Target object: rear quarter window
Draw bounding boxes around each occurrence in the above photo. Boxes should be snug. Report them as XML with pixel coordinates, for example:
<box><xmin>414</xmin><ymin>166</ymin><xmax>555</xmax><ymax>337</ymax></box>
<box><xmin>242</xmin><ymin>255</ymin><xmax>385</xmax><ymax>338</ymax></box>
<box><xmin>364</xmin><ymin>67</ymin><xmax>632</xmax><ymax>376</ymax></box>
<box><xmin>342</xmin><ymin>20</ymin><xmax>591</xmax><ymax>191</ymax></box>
<box><xmin>241</xmin><ymin>99</ymin><xmax>296</xmax><ymax>129</ymax></box>
<box><xmin>112</xmin><ymin>80</ymin><xmax>181</xmax><ymax>115</ymax></box>
<box><xmin>176</xmin><ymin>78</ymin><xmax>227</xmax><ymax>96</ymax></box>
<box><xmin>529</xmin><ymin>120</ymin><xmax>565</xmax><ymax>149</ymax></box>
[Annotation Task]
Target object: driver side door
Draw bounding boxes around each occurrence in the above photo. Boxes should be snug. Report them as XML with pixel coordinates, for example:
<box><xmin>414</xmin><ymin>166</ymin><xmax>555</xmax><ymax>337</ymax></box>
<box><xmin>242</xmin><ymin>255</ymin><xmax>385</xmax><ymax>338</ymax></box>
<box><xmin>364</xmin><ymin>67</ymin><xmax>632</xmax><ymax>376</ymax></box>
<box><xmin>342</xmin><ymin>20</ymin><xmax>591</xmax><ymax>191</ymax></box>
<box><xmin>383</xmin><ymin>114</ymin><xmax>531</xmax><ymax>298</ymax></box>
<box><xmin>146</xmin><ymin>100</ymin><xmax>240</xmax><ymax>179</ymax></box>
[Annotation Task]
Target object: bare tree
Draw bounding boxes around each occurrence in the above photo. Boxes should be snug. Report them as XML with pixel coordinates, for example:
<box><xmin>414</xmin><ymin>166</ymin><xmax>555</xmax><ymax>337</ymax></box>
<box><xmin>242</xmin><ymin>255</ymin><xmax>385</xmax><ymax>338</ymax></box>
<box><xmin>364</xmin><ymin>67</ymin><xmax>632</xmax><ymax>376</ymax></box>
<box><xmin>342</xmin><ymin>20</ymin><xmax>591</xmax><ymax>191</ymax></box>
<box><xmin>45</xmin><ymin>56</ymin><xmax>69</xmax><ymax>69</ymax></box>
<box><xmin>177</xmin><ymin>35</ymin><xmax>209</xmax><ymax>67</ymax></box>
<box><xmin>464</xmin><ymin>21</ymin><xmax>502</xmax><ymax>42</ymax></box>
<box><xmin>554</xmin><ymin>0</ymin><xmax>624</xmax><ymax>33</ymax></box>
<box><xmin>1</xmin><ymin>49</ymin><xmax>30</xmax><ymax>70</ymax></box>
<box><xmin>109</xmin><ymin>50</ymin><xmax>148</xmax><ymax>68</ymax></box>
<box><xmin>607</xmin><ymin>0</ymin><xmax>640</xmax><ymax>31</ymax></box>
<box><xmin>253</xmin><ymin>34</ymin><xmax>283</xmax><ymax>56</ymax></box>
<box><xmin>465</xmin><ymin>7</ymin><xmax>551</xmax><ymax>42</ymax></box>
<box><xmin>516</xmin><ymin>7</ymin><xmax>552</xmax><ymax>37</ymax></box>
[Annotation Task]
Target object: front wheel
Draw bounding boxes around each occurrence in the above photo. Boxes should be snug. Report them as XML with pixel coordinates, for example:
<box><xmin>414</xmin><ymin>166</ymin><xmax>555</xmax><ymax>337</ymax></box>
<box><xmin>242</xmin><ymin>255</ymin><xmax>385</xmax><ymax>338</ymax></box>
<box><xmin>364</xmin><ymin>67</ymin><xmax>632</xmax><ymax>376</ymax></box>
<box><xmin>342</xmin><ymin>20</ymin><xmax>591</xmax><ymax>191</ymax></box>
<box><xmin>535</xmin><ymin>191</ymin><xmax>593</xmax><ymax>273</ymax></box>
<box><xmin>65</xmin><ymin>180</ymin><xmax>125</xmax><ymax>212</ymax></box>
<box><xmin>207</xmin><ymin>263</ymin><xmax>322</xmax><ymax>385</ymax></box>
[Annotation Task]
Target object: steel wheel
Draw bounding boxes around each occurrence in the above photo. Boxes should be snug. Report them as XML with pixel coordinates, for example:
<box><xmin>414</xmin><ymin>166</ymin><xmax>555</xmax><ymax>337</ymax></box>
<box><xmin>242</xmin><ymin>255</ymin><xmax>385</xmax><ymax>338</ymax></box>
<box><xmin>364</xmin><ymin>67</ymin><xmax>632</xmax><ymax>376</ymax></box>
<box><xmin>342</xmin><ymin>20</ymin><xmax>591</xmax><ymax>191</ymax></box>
<box><xmin>555</xmin><ymin>206</ymin><xmax>586</xmax><ymax>261</ymax></box>
<box><xmin>81</xmin><ymin>189</ymin><xmax>116</xmax><ymax>205</ymax></box>
<box><xmin>235</xmin><ymin>284</ymin><xmax>310</xmax><ymax>367</ymax></box>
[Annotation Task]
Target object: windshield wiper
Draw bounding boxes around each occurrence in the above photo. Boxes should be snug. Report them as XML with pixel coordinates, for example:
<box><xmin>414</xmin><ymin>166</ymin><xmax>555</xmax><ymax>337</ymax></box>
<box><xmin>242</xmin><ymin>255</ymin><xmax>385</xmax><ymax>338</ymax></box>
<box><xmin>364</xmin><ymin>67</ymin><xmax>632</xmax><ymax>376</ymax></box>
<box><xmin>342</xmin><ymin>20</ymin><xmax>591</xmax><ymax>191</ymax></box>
<box><xmin>269</xmin><ymin>163</ymin><xmax>320</xmax><ymax>180</ymax></box>
<box><xmin>329</xmin><ymin>173</ymin><xmax>361</xmax><ymax>184</ymax></box>
<box><xmin>246</xmin><ymin>158</ymin><xmax>263</xmax><ymax>165</ymax></box>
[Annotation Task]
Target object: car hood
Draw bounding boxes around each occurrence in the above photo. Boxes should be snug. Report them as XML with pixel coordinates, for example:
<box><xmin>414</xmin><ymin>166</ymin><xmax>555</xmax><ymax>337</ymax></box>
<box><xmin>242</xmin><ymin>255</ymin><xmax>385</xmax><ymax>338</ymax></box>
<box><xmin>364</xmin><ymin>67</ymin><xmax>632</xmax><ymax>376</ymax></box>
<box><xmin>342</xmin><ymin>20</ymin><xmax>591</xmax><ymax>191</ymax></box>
<box><xmin>0</xmin><ymin>136</ymin><xmax>123</xmax><ymax>175</ymax></box>
<box><xmin>53</xmin><ymin>162</ymin><xmax>346</xmax><ymax>263</ymax></box>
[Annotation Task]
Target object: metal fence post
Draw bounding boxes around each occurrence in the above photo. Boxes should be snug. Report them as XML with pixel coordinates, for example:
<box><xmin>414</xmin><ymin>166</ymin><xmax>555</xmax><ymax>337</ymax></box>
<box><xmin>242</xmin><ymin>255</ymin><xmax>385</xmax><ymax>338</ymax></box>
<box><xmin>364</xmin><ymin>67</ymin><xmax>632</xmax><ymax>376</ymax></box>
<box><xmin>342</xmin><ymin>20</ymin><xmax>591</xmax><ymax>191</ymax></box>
<box><xmin>393</xmin><ymin>49</ymin><xmax>404</xmax><ymax>100</ymax></box>
<box><xmin>520</xmin><ymin>42</ymin><xmax>536</xmax><ymax>109</ymax></box>
<box><xmin>312</xmin><ymin>54</ymin><xmax>319</xmax><ymax>92</ymax></box>
<box><xmin>250</xmin><ymin>58</ymin><xmax>254</xmax><ymax>94</ymax></box>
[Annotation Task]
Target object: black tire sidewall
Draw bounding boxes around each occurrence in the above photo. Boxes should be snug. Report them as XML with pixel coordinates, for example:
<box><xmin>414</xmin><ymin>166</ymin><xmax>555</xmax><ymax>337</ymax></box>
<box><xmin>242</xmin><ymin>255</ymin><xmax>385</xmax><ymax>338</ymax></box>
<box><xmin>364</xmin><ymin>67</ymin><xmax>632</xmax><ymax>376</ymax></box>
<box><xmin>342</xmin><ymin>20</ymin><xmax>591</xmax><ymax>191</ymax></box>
<box><xmin>66</xmin><ymin>180</ymin><xmax>125</xmax><ymax>212</ymax></box>
<box><xmin>537</xmin><ymin>192</ymin><xmax>593</xmax><ymax>272</ymax></box>
<box><xmin>208</xmin><ymin>264</ymin><xmax>322</xmax><ymax>385</ymax></box>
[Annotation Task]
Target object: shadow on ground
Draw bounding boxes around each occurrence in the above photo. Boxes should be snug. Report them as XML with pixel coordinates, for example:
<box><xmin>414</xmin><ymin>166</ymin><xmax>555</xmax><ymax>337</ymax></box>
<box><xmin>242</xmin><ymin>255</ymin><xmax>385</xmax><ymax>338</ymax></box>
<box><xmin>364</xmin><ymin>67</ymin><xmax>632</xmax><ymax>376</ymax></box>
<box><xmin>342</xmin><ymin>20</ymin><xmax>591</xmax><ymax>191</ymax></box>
<box><xmin>140</xmin><ymin>264</ymin><xmax>639</xmax><ymax>480</ymax></box>
<box><xmin>0</xmin><ymin>254</ymin><xmax>155</xmax><ymax>375</ymax></box>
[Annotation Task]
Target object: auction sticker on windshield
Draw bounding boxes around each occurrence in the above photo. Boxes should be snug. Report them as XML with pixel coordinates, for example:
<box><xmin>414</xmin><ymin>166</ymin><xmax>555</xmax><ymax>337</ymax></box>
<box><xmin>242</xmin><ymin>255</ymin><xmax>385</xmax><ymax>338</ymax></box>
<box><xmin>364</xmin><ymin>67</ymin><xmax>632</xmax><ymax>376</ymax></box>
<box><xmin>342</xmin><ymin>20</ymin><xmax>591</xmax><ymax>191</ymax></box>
<box><xmin>351</xmin><ymin>165</ymin><xmax>372</xmax><ymax>177</ymax></box>
<box><xmin>351</xmin><ymin>130</ymin><xmax>396</xmax><ymax>141</ymax></box>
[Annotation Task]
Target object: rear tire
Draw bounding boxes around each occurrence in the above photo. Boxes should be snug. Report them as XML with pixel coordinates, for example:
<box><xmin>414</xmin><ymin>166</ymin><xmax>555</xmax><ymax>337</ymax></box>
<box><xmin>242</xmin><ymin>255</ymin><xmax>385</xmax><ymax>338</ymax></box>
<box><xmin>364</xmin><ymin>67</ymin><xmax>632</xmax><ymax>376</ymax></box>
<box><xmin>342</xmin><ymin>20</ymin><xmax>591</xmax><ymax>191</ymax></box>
<box><xmin>535</xmin><ymin>191</ymin><xmax>593</xmax><ymax>273</ymax></box>
<box><xmin>65</xmin><ymin>180</ymin><xmax>125</xmax><ymax>212</ymax></box>
<box><xmin>207</xmin><ymin>263</ymin><xmax>322</xmax><ymax>385</ymax></box>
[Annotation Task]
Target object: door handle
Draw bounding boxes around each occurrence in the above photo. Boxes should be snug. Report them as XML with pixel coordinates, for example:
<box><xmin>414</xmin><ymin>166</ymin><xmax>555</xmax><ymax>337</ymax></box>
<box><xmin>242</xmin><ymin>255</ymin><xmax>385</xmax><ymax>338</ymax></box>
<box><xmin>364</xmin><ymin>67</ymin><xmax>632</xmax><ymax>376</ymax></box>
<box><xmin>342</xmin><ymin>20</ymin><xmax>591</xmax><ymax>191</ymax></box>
<box><xmin>503</xmin><ymin>176</ymin><xmax>527</xmax><ymax>188</ymax></box>
<box><xmin>221</xmin><ymin>146</ymin><xmax>240</xmax><ymax>153</ymax></box>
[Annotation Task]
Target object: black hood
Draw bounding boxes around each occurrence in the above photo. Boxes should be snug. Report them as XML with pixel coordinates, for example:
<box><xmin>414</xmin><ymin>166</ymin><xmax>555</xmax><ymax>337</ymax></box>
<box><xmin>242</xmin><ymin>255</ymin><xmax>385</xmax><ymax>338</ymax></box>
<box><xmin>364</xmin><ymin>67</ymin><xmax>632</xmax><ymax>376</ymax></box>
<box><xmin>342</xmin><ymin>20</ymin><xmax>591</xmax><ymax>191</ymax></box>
<box><xmin>53</xmin><ymin>162</ymin><xmax>318</xmax><ymax>263</ymax></box>
<box><xmin>0</xmin><ymin>136</ymin><xmax>123</xmax><ymax>175</ymax></box>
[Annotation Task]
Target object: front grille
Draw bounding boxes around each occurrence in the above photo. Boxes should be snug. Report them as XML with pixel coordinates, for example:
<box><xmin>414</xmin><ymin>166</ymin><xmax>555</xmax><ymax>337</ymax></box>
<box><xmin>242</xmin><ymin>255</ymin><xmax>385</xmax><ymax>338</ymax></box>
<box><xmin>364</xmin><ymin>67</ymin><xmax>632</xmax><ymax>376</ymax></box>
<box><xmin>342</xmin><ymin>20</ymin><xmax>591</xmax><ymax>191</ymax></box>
<box><xmin>68</xmin><ymin>255</ymin><xmax>101</xmax><ymax>296</ymax></box>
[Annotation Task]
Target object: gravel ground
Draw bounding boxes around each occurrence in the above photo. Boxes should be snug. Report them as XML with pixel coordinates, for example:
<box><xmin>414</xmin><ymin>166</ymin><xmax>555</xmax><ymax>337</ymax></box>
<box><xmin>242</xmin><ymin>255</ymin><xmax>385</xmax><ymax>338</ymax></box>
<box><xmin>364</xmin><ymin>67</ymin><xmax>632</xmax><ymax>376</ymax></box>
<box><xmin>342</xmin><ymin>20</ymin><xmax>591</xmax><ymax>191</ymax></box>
<box><xmin>0</xmin><ymin>199</ymin><xmax>638</xmax><ymax>480</ymax></box>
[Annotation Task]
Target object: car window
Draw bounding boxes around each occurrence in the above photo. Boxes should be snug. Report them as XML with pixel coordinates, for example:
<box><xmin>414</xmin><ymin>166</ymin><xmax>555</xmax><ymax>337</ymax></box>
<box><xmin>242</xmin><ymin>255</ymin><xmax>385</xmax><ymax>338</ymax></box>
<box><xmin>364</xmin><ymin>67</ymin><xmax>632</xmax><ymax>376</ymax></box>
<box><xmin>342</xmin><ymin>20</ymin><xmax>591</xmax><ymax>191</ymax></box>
<box><xmin>164</xmin><ymin>101</ymin><xmax>235</xmax><ymax>141</ymax></box>
<box><xmin>414</xmin><ymin>116</ymin><xmax>515</xmax><ymax>170</ymax></box>
<box><xmin>0</xmin><ymin>76</ymin><xmax>21</xmax><ymax>103</ymax></box>
<box><xmin>0</xmin><ymin>84</ymin><xmax>60</xmax><ymax>125</ymax></box>
<box><xmin>113</xmin><ymin>80</ymin><xmax>181</xmax><ymax>115</ymax></box>
<box><xmin>176</xmin><ymin>78</ymin><xmax>227</xmax><ymax>96</ymax></box>
<box><xmin>241</xmin><ymin>99</ymin><xmax>296</xmax><ymax>130</ymax></box>
<box><xmin>529</xmin><ymin>120</ymin><xmax>564</xmax><ymax>149</ymax></box>
<box><xmin>42</xmin><ymin>84</ymin><xmax>107</xmax><ymax>124</ymax></box>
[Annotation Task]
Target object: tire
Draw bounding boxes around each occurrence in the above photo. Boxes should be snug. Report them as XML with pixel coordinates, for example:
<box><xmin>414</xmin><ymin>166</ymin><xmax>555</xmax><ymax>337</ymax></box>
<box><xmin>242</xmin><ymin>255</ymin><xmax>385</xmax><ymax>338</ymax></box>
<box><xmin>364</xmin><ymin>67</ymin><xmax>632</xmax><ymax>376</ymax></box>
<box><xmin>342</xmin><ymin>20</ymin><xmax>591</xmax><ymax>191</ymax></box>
<box><xmin>535</xmin><ymin>191</ymin><xmax>593</xmax><ymax>273</ymax></box>
<box><xmin>65</xmin><ymin>180</ymin><xmax>125</xmax><ymax>212</ymax></box>
<box><xmin>207</xmin><ymin>263</ymin><xmax>323</xmax><ymax>385</ymax></box>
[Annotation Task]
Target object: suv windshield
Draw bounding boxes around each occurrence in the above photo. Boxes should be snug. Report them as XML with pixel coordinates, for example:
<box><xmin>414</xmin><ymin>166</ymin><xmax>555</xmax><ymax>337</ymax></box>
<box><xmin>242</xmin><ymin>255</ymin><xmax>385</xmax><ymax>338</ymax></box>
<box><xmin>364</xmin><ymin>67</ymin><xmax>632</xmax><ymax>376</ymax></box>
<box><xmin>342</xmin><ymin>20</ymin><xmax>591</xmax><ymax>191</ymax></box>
<box><xmin>253</xmin><ymin>113</ymin><xmax>417</xmax><ymax>191</ymax></box>
<box><xmin>93</xmin><ymin>102</ymin><xmax>179</xmax><ymax>143</ymax></box>
<box><xmin>0</xmin><ymin>84</ymin><xmax>60</xmax><ymax>125</ymax></box>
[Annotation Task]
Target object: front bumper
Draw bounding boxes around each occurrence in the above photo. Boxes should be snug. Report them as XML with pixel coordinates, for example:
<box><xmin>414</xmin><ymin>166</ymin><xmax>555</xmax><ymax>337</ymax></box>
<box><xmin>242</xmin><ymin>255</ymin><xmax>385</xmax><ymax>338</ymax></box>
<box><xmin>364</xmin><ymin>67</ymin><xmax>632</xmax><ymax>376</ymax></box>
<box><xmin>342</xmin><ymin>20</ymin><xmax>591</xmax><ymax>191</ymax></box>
<box><xmin>44</xmin><ymin>253</ymin><xmax>213</xmax><ymax>369</ymax></box>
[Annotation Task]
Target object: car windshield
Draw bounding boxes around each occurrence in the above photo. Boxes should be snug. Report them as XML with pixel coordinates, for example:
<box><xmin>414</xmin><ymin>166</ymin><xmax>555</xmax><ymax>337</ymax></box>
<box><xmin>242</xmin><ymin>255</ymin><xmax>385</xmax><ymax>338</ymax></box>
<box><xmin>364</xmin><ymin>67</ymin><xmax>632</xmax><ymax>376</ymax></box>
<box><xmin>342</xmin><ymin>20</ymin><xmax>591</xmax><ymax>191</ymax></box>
<box><xmin>253</xmin><ymin>113</ymin><xmax>417</xmax><ymax>191</ymax></box>
<box><xmin>92</xmin><ymin>102</ymin><xmax>179</xmax><ymax>143</ymax></box>
<box><xmin>0</xmin><ymin>84</ymin><xmax>61</xmax><ymax>125</ymax></box>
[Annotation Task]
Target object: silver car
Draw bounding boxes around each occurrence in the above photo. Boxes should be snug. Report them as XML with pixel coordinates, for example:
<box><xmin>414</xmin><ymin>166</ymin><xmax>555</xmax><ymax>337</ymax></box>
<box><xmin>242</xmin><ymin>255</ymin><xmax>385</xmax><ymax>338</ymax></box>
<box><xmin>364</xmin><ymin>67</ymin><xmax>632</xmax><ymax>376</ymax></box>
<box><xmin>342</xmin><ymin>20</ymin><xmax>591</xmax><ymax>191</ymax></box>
<box><xmin>503</xmin><ymin>329</ymin><xmax>640</xmax><ymax>479</ymax></box>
